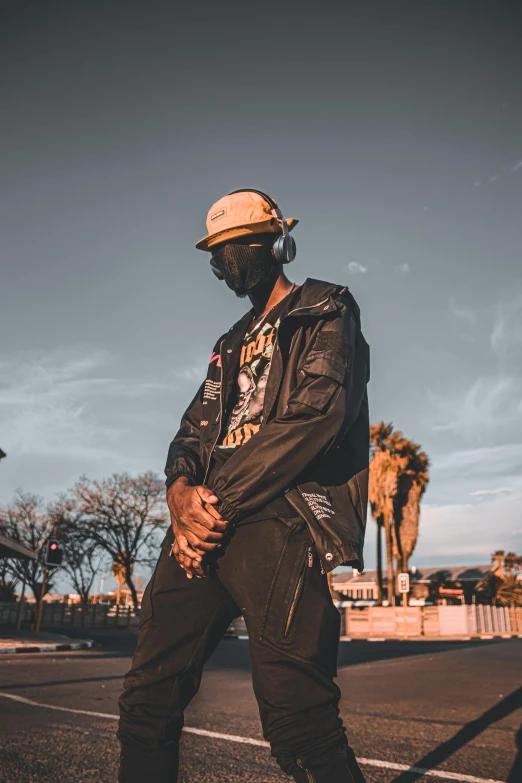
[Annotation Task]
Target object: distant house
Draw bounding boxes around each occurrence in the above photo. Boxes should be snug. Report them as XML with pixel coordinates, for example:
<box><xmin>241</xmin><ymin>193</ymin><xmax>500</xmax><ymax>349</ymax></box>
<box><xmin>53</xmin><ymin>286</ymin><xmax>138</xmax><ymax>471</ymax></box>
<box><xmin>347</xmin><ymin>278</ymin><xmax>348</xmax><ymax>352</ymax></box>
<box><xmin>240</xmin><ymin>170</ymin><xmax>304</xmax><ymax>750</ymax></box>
<box><xmin>331</xmin><ymin>564</ymin><xmax>497</xmax><ymax>606</ymax></box>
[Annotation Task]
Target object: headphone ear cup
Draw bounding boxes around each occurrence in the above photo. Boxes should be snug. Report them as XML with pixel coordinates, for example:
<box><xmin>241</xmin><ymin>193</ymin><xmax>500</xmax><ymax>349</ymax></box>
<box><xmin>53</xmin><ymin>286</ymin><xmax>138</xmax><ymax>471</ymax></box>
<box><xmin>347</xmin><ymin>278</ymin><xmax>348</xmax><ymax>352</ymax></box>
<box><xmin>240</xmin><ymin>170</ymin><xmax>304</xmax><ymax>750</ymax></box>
<box><xmin>272</xmin><ymin>235</ymin><xmax>296</xmax><ymax>263</ymax></box>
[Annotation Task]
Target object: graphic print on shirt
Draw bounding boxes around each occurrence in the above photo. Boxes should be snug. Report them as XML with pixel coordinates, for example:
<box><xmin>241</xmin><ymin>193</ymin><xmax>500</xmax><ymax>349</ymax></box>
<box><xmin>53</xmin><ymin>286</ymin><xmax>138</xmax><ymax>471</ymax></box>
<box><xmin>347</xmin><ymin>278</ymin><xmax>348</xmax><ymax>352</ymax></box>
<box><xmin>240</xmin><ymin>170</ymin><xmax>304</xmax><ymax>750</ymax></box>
<box><xmin>220</xmin><ymin>316</ymin><xmax>280</xmax><ymax>449</ymax></box>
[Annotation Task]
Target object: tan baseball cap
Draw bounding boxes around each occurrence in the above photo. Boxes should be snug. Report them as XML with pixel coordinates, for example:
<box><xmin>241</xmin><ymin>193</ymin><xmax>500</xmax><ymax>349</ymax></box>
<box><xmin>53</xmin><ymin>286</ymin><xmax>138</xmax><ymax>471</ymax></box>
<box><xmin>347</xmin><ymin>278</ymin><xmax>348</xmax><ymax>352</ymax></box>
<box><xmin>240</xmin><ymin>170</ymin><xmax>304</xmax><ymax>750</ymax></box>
<box><xmin>195</xmin><ymin>190</ymin><xmax>298</xmax><ymax>251</ymax></box>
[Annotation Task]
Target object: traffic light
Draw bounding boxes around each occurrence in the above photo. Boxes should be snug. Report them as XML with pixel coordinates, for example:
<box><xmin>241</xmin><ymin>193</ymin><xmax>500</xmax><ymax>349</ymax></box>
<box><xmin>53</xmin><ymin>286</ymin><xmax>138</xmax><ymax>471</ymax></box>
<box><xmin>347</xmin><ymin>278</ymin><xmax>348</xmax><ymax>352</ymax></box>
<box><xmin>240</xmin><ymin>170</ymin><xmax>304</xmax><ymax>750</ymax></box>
<box><xmin>397</xmin><ymin>572</ymin><xmax>410</xmax><ymax>593</ymax></box>
<box><xmin>45</xmin><ymin>539</ymin><xmax>63</xmax><ymax>567</ymax></box>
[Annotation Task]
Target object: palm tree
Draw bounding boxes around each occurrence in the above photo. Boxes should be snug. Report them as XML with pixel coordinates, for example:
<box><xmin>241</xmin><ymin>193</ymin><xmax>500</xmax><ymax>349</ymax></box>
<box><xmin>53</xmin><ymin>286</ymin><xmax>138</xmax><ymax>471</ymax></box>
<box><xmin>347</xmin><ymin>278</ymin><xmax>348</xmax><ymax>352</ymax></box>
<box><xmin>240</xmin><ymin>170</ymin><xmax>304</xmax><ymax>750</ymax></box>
<box><xmin>496</xmin><ymin>576</ymin><xmax>522</xmax><ymax>607</ymax></box>
<box><xmin>112</xmin><ymin>555</ymin><xmax>134</xmax><ymax>606</ymax></box>
<box><xmin>391</xmin><ymin>434</ymin><xmax>430</xmax><ymax>573</ymax></box>
<box><xmin>369</xmin><ymin>423</ymin><xmax>430</xmax><ymax>605</ymax></box>
<box><xmin>503</xmin><ymin>552</ymin><xmax>518</xmax><ymax>575</ymax></box>
<box><xmin>369</xmin><ymin>423</ymin><xmax>395</xmax><ymax>604</ymax></box>
<box><xmin>476</xmin><ymin>572</ymin><xmax>522</xmax><ymax>607</ymax></box>
<box><xmin>491</xmin><ymin>550</ymin><xmax>505</xmax><ymax>574</ymax></box>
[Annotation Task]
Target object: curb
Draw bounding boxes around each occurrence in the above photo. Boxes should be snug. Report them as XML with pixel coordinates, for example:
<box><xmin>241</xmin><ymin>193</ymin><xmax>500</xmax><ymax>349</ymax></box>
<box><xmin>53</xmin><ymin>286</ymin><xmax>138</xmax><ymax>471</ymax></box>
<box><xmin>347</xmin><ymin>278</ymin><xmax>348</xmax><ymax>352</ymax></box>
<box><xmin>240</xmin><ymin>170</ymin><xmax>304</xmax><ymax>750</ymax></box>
<box><xmin>339</xmin><ymin>635</ymin><xmax>519</xmax><ymax>642</ymax></box>
<box><xmin>0</xmin><ymin>640</ymin><xmax>96</xmax><ymax>655</ymax></box>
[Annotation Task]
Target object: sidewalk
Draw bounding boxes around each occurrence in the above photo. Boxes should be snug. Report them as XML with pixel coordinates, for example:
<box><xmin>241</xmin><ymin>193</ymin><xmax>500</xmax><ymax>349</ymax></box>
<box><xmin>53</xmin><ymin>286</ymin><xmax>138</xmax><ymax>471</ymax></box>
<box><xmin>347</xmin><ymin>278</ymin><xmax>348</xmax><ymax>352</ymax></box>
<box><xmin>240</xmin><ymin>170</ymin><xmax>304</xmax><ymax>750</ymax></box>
<box><xmin>0</xmin><ymin>629</ymin><xmax>96</xmax><ymax>654</ymax></box>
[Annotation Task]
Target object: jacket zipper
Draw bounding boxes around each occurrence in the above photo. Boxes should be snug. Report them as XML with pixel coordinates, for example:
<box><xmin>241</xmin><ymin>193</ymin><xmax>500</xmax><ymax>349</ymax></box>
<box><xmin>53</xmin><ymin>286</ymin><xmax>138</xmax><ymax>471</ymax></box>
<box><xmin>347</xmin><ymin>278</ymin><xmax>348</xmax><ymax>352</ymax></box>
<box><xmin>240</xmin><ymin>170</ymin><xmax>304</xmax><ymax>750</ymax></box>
<box><xmin>297</xmin><ymin>760</ymin><xmax>315</xmax><ymax>782</ymax></box>
<box><xmin>263</xmin><ymin>297</ymin><xmax>331</xmax><ymax>425</ymax></box>
<box><xmin>285</xmin><ymin>296</ymin><xmax>330</xmax><ymax>319</ymax></box>
<box><xmin>283</xmin><ymin>546</ymin><xmax>313</xmax><ymax>638</ymax></box>
<box><xmin>203</xmin><ymin>340</ymin><xmax>224</xmax><ymax>484</ymax></box>
<box><xmin>204</xmin><ymin>298</ymin><xmax>330</xmax><ymax>472</ymax></box>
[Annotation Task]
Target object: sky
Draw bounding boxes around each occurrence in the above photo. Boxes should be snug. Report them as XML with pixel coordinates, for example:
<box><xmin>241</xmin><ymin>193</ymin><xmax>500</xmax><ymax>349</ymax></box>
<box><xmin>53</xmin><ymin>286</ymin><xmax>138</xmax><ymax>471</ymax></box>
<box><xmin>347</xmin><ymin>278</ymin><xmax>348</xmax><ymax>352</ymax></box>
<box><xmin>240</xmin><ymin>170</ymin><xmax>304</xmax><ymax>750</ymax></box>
<box><xmin>1</xmin><ymin>1</ymin><xmax>522</xmax><ymax>586</ymax></box>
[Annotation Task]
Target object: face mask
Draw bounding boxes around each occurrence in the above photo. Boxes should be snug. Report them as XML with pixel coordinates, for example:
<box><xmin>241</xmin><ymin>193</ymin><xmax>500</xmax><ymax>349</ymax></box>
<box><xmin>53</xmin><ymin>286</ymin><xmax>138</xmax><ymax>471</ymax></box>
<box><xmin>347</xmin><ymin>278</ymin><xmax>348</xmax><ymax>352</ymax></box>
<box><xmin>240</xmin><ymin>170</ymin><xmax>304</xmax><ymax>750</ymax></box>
<box><xmin>210</xmin><ymin>243</ymin><xmax>276</xmax><ymax>297</ymax></box>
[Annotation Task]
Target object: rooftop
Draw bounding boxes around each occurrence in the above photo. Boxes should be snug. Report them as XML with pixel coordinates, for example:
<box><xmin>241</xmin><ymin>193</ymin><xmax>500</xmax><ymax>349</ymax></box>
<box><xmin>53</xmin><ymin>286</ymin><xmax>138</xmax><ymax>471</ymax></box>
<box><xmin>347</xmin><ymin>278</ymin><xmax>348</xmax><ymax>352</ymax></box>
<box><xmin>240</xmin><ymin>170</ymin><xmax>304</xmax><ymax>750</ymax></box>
<box><xmin>332</xmin><ymin>564</ymin><xmax>495</xmax><ymax>586</ymax></box>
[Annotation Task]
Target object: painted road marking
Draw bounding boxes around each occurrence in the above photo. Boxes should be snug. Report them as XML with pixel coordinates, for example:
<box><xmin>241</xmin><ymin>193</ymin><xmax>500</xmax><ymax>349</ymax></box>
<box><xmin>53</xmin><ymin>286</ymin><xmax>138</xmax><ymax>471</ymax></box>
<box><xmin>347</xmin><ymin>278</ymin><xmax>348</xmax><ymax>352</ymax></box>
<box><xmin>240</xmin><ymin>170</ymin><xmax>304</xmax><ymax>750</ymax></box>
<box><xmin>0</xmin><ymin>691</ymin><xmax>506</xmax><ymax>783</ymax></box>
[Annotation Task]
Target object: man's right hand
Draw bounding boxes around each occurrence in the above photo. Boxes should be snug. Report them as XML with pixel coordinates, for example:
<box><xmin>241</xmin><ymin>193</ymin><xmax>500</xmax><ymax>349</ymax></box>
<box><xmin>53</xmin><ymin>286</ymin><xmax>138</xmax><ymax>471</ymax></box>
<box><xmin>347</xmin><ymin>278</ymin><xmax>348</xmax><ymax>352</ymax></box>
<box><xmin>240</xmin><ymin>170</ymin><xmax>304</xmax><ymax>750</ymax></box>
<box><xmin>166</xmin><ymin>476</ymin><xmax>228</xmax><ymax>578</ymax></box>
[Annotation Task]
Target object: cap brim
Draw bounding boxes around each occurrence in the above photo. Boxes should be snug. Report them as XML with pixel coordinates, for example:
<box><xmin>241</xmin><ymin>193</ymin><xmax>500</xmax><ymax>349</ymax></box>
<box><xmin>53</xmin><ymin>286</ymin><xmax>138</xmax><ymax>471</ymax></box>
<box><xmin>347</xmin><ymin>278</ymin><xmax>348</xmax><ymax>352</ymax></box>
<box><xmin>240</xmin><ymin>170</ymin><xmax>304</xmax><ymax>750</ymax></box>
<box><xmin>195</xmin><ymin>217</ymin><xmax>299</xmax><ymax>252</ymax></box>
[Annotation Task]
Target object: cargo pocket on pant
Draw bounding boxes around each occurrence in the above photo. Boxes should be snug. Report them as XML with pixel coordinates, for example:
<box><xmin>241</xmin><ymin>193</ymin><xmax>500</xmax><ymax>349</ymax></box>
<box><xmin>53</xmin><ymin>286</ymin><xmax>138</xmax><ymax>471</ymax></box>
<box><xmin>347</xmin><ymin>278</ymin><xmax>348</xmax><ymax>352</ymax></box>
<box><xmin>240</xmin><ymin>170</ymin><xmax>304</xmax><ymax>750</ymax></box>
<box><xmin>260</xmin><ymin>524</ymin><xmax>311</xmax><ymax>647</ymax></box>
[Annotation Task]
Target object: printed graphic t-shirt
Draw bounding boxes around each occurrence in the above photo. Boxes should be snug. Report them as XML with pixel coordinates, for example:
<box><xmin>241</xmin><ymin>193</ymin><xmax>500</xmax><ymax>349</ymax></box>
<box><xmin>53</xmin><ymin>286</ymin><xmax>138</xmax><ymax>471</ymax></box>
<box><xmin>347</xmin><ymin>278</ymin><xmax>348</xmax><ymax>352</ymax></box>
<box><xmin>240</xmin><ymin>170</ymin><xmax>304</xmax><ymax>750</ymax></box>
<box><xmin>207</xmin><ymin>287</ymin><xmax>300</xmax><ymax>522</ymax></box>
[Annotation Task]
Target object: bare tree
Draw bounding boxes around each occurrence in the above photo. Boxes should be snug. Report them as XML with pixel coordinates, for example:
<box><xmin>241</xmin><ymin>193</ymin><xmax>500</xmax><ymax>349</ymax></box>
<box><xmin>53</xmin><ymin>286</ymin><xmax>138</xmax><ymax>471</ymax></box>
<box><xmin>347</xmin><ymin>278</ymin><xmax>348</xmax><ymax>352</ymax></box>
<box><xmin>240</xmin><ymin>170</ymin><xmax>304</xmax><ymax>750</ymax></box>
<box><xmin>0</xmin><ymin>491</ymin><xmax>57</xmax><ymax>599</ymax></box>
<box><xmin>0</xmin><ymin>559</ymin><xmax>17</xmax><ymax>601</ymax></box>
<box><xmin>49</xmin><ymin>497</ymin><xmax>107</xmax><ymax>605</ymax></box>
<box><xmin>67</xmin><ymin>472</ymin><xmax>168</xmax><ymax>612</ymax></box>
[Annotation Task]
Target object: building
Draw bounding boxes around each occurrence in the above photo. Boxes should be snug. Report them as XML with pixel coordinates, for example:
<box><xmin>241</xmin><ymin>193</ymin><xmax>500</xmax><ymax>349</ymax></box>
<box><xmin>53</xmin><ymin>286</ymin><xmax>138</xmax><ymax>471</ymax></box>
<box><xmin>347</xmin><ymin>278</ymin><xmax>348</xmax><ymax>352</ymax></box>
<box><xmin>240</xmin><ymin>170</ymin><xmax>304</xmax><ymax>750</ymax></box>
<box><xmin>331</xmin><ymin>564</ymin><xmax>497</xmax><ymax>606</ymax></box>
<box><xmin>0</xmin><ymin>534</ymin><xmax>37</xmax><ymax>563</ymax></box>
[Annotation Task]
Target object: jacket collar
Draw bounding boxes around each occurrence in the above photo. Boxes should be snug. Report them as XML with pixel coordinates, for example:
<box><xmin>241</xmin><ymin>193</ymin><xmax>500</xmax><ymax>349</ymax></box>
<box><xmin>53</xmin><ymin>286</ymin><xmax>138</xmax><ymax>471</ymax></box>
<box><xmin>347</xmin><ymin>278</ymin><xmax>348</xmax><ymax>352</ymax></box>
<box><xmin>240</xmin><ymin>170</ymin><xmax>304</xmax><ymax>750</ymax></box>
<box><xmin>285</xmin><ymin>278</ymin><xmax>343</xmax><ymax>316</ymax></box>
<box><xmin>225</xmin><ymin>278</ymin><xmax>344</xmax><ymax>339</ymax></box>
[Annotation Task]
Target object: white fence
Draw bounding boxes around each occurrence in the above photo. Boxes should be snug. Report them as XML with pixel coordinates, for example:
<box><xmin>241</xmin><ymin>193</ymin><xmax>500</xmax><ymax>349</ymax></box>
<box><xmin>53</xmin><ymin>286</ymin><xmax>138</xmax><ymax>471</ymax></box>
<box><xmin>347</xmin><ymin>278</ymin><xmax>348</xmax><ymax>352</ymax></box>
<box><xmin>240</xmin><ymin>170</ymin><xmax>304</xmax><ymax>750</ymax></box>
<box><xmin>345</xmin><ymin>605</ymin><xmax>522</xmax><ymax>638</ymax></box>
<box><xmin>2</xmin><ymin>601</ymin><xmax>520</xmax><ymax>638</ymax></box>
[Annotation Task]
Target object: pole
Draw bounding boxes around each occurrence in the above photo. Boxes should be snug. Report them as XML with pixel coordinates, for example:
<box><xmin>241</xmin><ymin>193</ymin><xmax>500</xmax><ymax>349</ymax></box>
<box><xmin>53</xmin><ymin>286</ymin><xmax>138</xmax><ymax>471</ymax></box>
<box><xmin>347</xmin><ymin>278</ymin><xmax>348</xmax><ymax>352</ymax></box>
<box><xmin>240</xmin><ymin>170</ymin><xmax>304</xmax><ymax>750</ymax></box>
<box><xmin>35</xmin><ymin>566</ymin><xmax>48</xmax><ymax>635</ymax></box>
<box><xmin>99</xmin><ymin>571</ymin><xmax>106</xmax><ymax>603</ymax></box>
<box><xmin>376</xmin><ymin>522</ymin><xmax>383</xmax><ymax>604</ymax></box>
<box><xmin>16</xmin><ymin>577</ymin><xmax>26</xmax><ymax>632</ymax></box>
<box><xmin>403</xmin><ymin>591</ymin><xmax>408</xmax><ymax>640</ymax></box>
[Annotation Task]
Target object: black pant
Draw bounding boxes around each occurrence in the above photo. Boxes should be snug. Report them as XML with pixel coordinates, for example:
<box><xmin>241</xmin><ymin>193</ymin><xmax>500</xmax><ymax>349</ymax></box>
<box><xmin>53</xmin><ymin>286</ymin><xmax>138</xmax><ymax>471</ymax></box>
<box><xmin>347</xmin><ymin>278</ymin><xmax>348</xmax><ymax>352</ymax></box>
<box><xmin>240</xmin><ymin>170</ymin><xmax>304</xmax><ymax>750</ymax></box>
<box><xmin>118</xmin><ymin>516</ymin><xmax>366</xmax><ymax>783</ymax></box>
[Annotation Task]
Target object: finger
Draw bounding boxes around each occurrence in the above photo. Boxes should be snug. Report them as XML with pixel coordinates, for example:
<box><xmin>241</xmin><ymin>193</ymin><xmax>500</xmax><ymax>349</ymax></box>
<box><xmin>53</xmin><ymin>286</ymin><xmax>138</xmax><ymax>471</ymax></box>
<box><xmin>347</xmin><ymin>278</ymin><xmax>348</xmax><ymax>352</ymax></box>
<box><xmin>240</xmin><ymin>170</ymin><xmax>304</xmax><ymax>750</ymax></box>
<box><xmin>185</xmin><ymin>530</ymin><xmax>222</xmax><ymax>552</ymax></box>
<box><xmin>181</xmin><ymin>554</ymin><xmax>205</xmax><ymax>578</ymax></box>
<box><xmin>190</xmin><ymin>505</ymin><xmax>229</xmax><ymax>532</ymax></box>
<box><xmin>176</xmin><ymin>535</ymin><xmax>203</xmax><ymax>562</ymax></box>
<box><xmin>189</xmin><ymin>558</ymin><xmax>205</xmax><ymax>577</ymax></box>
<box><xmin>182</xmin><ymin>517</ymin><xmax>226</xmax><ymax>542</ymax></box>
<box><xmin>204</xmin><ymin>502</ymin><xmax>227</xmax><ymax>522</ymax></box>
<box><xmin>195</xmin><ymin>485</ymin><xmax>220</xmax><ymax>505</ymax></box>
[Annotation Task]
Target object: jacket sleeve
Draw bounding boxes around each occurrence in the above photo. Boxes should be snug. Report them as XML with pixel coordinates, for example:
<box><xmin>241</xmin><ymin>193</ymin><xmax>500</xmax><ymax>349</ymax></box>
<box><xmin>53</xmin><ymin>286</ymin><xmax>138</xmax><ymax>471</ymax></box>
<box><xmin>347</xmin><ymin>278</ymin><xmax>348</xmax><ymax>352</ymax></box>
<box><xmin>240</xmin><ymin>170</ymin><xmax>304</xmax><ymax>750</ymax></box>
<box><xmin>211</xmin><ymin>296</ymin><xmax>370</xmax><ymax>522</ymax></box>
<box><xmin>164</xmin><ymin>382</ymin><xmax>205</xmax><ymax>490</ymax></box>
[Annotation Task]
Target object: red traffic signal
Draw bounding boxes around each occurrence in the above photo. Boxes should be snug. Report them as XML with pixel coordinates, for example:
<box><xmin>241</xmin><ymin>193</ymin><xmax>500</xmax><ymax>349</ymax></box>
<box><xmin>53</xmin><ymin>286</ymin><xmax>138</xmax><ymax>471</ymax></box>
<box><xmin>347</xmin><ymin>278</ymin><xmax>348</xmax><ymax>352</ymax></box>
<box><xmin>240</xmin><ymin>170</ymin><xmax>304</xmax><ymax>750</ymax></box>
<box><xmin>45</xmin><ymin>539</ymin><xmax>63</xmax><ymax>567</ymax></box>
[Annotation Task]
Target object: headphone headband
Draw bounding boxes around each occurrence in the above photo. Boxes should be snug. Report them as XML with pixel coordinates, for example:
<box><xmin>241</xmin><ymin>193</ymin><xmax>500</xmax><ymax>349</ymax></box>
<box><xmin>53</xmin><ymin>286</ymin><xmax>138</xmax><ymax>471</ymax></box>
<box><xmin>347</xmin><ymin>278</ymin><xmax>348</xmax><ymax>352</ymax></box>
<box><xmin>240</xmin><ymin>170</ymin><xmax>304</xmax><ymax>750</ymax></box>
<box><xmin>228</xmin><ymin>188</ymin><xmax>278</xmax><ymax>212</ymax></box>
<box><xmin>227</xmin><ymin>188</ymin><xmax>296</xmax><ymax>264</ymax></box>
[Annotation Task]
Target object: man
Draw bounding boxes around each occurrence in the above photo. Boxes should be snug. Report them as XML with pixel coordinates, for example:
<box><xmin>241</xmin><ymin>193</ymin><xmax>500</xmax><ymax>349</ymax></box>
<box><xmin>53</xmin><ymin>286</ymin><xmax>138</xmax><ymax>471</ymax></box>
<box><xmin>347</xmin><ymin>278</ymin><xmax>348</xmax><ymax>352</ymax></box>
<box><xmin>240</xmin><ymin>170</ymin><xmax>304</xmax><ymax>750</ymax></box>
<box><xmin>118</xmin><ymin>189</ymin><xmax>371</xmax><ymax>782</ymax></box>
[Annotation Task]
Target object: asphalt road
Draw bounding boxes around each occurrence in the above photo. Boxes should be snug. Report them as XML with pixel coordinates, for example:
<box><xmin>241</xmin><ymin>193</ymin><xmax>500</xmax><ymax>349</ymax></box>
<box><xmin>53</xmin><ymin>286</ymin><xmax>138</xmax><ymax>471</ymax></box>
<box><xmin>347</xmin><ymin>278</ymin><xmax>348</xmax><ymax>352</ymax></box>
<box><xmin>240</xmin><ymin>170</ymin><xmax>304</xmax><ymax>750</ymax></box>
<box><xmin>0</xmin><ymin>631</ymin><xmax>520</xmax><ymax>783</ymax></box>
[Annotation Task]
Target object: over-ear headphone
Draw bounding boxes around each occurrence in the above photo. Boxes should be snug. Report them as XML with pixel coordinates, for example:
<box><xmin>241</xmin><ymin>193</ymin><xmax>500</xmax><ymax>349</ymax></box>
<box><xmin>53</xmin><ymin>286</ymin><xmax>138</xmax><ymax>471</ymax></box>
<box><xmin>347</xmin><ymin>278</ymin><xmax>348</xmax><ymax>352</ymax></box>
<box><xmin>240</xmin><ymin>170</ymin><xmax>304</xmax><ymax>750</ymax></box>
<box><xmin>228</xmin><ymin>189</ymin><xmax>296</xmax><ymax>263</ymax></box>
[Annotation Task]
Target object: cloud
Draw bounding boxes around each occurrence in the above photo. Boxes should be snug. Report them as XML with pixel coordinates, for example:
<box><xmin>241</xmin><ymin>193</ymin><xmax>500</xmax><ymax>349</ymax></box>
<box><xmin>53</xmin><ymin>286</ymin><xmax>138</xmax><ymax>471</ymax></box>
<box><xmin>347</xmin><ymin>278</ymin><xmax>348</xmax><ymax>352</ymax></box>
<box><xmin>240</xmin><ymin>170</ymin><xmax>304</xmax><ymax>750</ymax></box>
<box><xmin>365</xmin><ymin>482</ymin><xmax>522</xmax><ymax>566</ymax></box>
<box><xmin>473</xmin><ymin>160</ymin><xmax>522</xmax><ymax>186</ymax></box>
<box><xmin>171</xmin><ymin>361</ymin><xmax>209</xmax><ymax>383</ymax></box>
<box><xmin>0</xmin><ymin>349</ymin><xmax>129</xmax><ymax>461</ymax></box>
<box><xmin>432</xmin><ymin>443</ymin><xmax>522</xmax><ymax>479</ymax></box>
<box><xmin>395</xmin><ymin>263</ymin><xmax>410</xmax><ymax>274</ymax></box>
<box><xmin>415</xmin><ymin>491</ymin><xmax>522</xmax><ymax>560</ymax></box>
<box><xmin>490</xmin><ymin>294</ymin><xmax>522</xmax><ymax>358</ymax></box>
<box><xmin>429</xmin><ymin>376</ymin><xmax>519</xmax><ymax>439</ymax></box>
<box><xmin>346</xmin><ymin>262</ymin><xmax>368</xmax><ymax>274</ymax></box>
<box><xmin>0</xmin><ymin>347</ymin><xmax>208</xmax><ymax>461</ymax></box>
<box><xmin>470</xmin><ymin>487</ymin><xmax>513</xmax><ymax>499</ymax></box>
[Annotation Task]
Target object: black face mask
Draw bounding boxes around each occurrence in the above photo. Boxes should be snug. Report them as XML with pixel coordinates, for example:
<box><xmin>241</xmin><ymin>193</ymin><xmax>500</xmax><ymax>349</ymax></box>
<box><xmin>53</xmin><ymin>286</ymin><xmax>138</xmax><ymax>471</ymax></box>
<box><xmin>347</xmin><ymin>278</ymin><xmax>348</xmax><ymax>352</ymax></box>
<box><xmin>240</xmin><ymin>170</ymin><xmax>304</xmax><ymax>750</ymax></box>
<box><xmin>210</xmin><ymin>243</ymin><xmax>276</xmax><ymax>297</ymax></box>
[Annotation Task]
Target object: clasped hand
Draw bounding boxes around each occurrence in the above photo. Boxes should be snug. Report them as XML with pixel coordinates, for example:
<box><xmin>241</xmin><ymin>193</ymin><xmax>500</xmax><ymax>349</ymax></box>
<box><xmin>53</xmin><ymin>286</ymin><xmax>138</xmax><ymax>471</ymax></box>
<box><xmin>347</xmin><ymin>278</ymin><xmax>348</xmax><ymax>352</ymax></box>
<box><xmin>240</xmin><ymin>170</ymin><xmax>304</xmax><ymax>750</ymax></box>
<box><xmin>166</xmin><ymin>476</ymin><xmax>229</xmax><ymax>578</ymax></box>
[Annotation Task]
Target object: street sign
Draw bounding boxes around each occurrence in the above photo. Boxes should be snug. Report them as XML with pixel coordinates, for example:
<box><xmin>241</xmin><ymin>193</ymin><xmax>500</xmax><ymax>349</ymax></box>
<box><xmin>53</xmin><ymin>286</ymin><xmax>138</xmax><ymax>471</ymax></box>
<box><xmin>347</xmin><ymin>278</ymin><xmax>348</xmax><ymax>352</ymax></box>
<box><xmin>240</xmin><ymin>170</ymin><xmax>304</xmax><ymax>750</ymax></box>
<box><xmin>45</xmin><ymin>539</ymin><xmax>63</xmax><ymax>567</ymax></box>
<box><xmin>397</xmin><ymin>572</ymin><xmax>410</xmax><ymax>593</ymax></box>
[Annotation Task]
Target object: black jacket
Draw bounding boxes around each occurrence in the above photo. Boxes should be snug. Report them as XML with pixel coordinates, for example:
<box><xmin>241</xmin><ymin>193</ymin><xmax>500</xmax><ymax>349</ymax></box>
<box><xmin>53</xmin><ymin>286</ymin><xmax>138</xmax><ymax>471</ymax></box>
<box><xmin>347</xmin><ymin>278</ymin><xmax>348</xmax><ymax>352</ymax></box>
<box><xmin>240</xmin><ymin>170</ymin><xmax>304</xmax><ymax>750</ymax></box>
<box><xmin>165</xmin><ymin>279</ymin><xmax>370</xmax><ymax>573</ymax></box>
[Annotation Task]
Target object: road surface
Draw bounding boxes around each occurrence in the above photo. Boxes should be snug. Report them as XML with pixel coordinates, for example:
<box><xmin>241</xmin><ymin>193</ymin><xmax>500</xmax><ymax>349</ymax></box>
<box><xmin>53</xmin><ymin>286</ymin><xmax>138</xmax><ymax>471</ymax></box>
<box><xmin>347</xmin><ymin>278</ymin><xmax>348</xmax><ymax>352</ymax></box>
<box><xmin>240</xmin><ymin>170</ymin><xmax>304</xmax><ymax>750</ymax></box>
<box><xmin>0</xmin><ymin>631</ymin><xmax>520</xmax><ymax>782</ymax></box>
